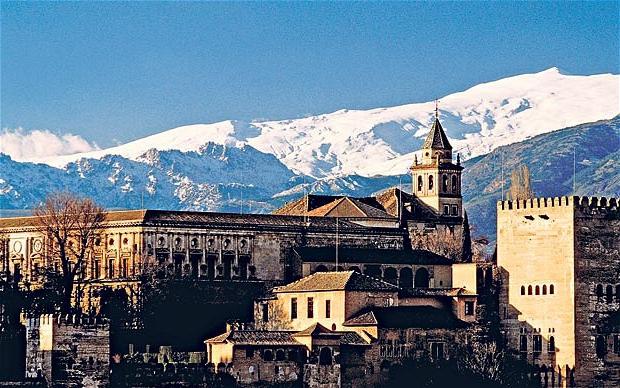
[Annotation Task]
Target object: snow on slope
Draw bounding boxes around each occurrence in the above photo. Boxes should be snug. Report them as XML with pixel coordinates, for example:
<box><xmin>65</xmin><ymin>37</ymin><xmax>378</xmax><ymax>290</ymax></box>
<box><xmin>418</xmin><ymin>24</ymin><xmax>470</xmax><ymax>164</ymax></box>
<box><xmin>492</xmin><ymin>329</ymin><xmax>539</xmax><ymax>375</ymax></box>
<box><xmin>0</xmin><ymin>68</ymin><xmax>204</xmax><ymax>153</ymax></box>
<box><xmin>31</xmin><ymin>68</ymin><xmax>619</xmax><ymax>178</ymax></box>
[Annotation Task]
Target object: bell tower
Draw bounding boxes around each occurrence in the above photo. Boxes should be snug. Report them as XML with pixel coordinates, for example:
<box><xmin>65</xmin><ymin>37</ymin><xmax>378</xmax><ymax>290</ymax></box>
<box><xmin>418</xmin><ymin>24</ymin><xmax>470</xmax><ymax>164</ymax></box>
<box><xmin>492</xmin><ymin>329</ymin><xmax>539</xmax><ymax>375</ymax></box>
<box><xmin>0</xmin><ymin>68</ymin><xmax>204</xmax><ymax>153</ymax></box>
<box><xmin>410</xmin><ymin>104</ymin><xmax>463</xmax><ymax>218</ymax></box>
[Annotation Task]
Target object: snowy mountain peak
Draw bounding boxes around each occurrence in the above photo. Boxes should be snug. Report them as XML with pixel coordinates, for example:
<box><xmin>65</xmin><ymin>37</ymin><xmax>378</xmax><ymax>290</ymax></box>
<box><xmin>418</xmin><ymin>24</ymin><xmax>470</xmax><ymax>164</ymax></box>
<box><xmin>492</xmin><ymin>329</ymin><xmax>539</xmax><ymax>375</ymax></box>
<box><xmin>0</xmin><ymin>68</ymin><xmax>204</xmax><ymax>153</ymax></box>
<box><xmin>28</xmin><ymin>68</ymin><xmax>619</xmax><ymax>179</ymax></box>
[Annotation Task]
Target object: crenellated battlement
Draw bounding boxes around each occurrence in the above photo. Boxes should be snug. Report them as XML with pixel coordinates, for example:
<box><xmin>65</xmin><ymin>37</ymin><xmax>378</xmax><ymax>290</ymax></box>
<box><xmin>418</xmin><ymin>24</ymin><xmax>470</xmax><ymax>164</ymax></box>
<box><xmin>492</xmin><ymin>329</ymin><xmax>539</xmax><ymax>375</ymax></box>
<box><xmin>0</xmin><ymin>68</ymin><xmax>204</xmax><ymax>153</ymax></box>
<box><xmin>497</xmin><ymin>195</ymin><xmax>620</xmax><ymax>214</ymax></box>
<box><xmin>21</xmin><ymin>312</ymin><xmax>108</xmax><ymax>329</ymax></box>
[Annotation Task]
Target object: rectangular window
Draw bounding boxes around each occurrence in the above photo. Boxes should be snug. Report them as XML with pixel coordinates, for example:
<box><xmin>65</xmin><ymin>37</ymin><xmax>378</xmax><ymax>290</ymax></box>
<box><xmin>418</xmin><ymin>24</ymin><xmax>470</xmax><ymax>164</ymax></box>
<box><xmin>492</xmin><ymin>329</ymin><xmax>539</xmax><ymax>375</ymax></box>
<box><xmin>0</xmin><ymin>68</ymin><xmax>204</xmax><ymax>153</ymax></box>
<box><xmin>307</xmin><ymin>297</ymin><xmax>314</xmax><ymax>318</ymax></box>
<box><xmin>325</xmin><ymin>300</ymin><xmax>331</xmax><ymax>318</ymax></box>
<box><xmin>107</xmin><ymin>259</ymin><xmax>114</xmax><ymax>278</ymax></box>
<box><xmin>443</xmin><ymin>205</ymin><xmax>449</xmax><ymax>215</ymax></box>
<box><xmin>614</xmin><ymin>335</ymin><xmax>620</xmax><ymax>355</ymax></box>
<box><xmin>430</xmin><ymin>342</ymin><xmax>444</xmax><ymax>360</ymax></box>
<box><xmin>533</xmin><ymin>335</ymin><xmax>542</xmax><ymax>353</ymax></box>
<box><xmin>464</xmin><ymin>301</ymin><xmax>474</xmax><ymax>316</ymax></box>
<box><xmin>519</xmin><ymin>335</ymin><xmax>528</xmax><ymax>352</ymax></box>
<box><xmin>246</xmin><ymin>348</ymin><xmax>254</xmax><ymax>358</ymax></box>
<box><xmin>451</xmin><ymin>205</ymin><xmax>458</xmax><ymax>216</ymax></box>
<box><xmin>262</xmin><ymin>303</ymin><xmax>269</xmax><ymax>322</ymax></box>
<box><xmin>94</xmin><ymin>259</ymin><xmax>100</xmax><ymax>279</ymax></box>
<box><xmin>291</xmin><ymin>298</ymin><xmax>297</xmax><ymax>320</ymax></box>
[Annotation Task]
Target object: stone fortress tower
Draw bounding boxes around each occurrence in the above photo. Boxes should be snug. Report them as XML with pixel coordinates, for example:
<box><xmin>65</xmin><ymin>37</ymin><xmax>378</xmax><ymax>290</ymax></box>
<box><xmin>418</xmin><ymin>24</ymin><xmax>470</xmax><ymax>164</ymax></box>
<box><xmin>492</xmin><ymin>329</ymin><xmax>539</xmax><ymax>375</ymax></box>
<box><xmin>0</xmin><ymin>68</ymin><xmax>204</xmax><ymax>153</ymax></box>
<box><xmin>410</xmin><ymin>107</ymin><xmax>463</xmax><ymax>219</ymax></box>
<box><xmin>497</xmin><ymin>196</ymin><xmax>620</xmax><ymax>387</ymax></box>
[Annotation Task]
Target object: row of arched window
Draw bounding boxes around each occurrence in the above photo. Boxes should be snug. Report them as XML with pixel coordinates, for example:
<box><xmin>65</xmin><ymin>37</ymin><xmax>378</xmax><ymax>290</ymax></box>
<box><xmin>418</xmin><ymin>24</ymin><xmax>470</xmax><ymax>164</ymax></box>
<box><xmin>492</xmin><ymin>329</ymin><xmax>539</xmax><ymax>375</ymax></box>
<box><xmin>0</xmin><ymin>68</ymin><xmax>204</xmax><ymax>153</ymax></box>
<box><xmin>416</xmin><ymin>174</ymin><xmax>459</xmax><ymax>194</ymax></box>
<box><xmin>520</xmin><ymin>284</ymin><xmax>555</xmax><ymax>296</ymax></box>
<box><xmin>595</xmin><ymin>284</ymin><xmax>620</xmax><ymax>303</ymax></box>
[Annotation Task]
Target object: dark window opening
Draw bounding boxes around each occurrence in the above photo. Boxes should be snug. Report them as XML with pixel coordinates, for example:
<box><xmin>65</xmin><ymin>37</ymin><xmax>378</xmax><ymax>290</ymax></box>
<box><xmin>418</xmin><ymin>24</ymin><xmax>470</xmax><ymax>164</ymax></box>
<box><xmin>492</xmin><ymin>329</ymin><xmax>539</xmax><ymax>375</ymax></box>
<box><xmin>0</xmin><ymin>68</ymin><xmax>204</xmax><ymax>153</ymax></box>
<box><xmin>549</xmin><ymin>284</ymin><xmax>554</xmax><ymax>294</ymax></box>
<box><xmin>528</xmin><ymin>285</ymin><xmax>533</xmax><ymax>295</ymax></box>
<box><xmin>548</xmin><ymin>336</ymin><xmax>555</xmax><ymax>353</ymax></box>
<box><xmin>519</xmin><ymin>335</ymin><xmax>528</xmax><ymax>352</ymax></box>
<box><xmin>451</xmin><ymin>175</ymin><xmax>457</xmax><ymax>192</ymax></box>
<box><xmin>521</xmin><ymin>286</ymin><xmax>525</xmax><ymax>295</ymax></box>
<box><xmin>464</xmin><ymin>301</ymin><xmax>475</xmax><ymax>316</ymax></box>
<box><xmin>428</xmin><ymin>176</ymin><xmax>434</xmax><ymax>191</ymax></box>
<box><xmin>596</xmin><ymin>335</ymin><xmax>607</xmax><ymax>358</ymax></box>
<box><xmin>307</xmin><ymin>297</ymin><xmax>314</xmax><ymax>319</ymax></box>
<box><xmin>417</xmin><ymin>176</ymin><xmax>423</xmax><ymax>192</ymax></box>
<box><xmin>442</xmin><ymin>174</ymin><xmax>448</xmax><ymax>193</ymax></box>
<box><xmin>291</xmin><ymin>298</ymin><xmax>297</xmax><ymax>320</ymax></box>
<box><xmin>262</xmin><ymin>304</ymin><xmax>269</xmax><ymax>322</ymax></box>
<box><xmin>533</xmin><ymin>335</ymin><xmax>542</xmax><ymax>353</ymax></box>
<box><xmin>325</xmin><ymin>300</ymin><xmax>331</xmax><ymax>319</ymax></box>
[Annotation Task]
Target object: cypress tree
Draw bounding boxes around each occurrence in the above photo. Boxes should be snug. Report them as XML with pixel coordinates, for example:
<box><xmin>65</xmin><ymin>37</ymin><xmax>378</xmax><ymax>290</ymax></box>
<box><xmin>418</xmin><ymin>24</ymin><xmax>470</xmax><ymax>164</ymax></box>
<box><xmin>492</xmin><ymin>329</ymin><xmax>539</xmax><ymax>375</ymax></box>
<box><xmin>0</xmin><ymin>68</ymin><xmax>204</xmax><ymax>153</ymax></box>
<box><xmin>462</xmin><ymin>211</ymin><xmax>472</xmax><ymax>262</ymax></box>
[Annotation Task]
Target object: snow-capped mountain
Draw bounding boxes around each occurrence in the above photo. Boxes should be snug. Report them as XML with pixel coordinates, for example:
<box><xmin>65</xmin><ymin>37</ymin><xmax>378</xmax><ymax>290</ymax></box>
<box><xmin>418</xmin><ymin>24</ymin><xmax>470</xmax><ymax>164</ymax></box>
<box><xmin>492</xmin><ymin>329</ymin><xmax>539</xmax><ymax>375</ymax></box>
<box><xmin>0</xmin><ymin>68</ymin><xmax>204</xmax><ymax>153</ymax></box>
<box><xmin>29</xmin><ymin>67</ymin><xmax>619</xmax><ymax>179</ymax></box>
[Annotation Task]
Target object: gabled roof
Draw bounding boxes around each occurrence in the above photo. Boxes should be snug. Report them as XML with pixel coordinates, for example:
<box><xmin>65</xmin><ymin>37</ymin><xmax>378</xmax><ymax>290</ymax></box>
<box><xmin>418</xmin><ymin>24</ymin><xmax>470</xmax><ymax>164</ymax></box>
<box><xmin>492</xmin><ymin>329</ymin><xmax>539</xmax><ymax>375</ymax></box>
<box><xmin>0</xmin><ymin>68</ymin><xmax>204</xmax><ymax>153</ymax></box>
<box><xmin>422</xmin><ymin>118</ymin><xmax>452</xmax><ymax>150</ymax></box>
<box><xmin>342</xmin><ymin>311</ymin><xmax>378</xmax><ymax>326</ymax></box>
<box><xmin>401</xmin><ymin>287</ymin><xmax>477</xmax><ymax>298</ymax></box>
<box><xmin>204</xmin><ymin>330</ymin><xmax>303</xmax><ymax>346</ymax></box>
<box><xmin>343</xmin><ymin>306</ymin><xmax>468</xmax><ymax>329</ymax></box>
<box><xmin>293</xmin><ymin>246</ymin><xmax>451</xmax><ymax>266</ymax></box>
<box><xmin>274</xmin><ymin>270</ymin><xmax>398</xmax><ymax>293</ymax></box>
<box><xmin>293</xmin><ymin>323</ymin><xmax>369</xmax><ymax>346</ymax></box>
<box><xmin>274</xmin><ymin>194</ymin><xmax>394</xmax><ymax>219</ymax></box>
<box><xmin>293</xmin><ymin>322</ymin><xmax>336</xmax><ymax>337</ymax></box>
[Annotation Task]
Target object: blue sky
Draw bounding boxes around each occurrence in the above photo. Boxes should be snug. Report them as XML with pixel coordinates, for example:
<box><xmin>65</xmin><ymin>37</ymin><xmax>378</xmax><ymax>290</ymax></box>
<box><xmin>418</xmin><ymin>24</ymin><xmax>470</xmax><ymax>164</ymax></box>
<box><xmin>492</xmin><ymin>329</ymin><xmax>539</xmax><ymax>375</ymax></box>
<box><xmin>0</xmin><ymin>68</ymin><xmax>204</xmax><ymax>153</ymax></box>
<box><xmin>1</xmin><ymin>1</ymin><xmax>618</xmax><ymax>148</ymax></box>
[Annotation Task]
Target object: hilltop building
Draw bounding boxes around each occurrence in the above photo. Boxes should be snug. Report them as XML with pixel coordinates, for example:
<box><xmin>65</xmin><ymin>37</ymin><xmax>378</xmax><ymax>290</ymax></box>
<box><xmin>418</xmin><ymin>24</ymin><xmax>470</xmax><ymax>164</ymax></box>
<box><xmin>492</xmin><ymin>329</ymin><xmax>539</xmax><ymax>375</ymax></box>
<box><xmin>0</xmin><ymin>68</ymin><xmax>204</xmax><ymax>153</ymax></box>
<box><xmin>497</xmin><ymin>196</ymin><xmax>620</xmax><ymax>387</ymax></box>
<box><xmin>206</xmin><ymin>270</ymin><xmax>477</xmax><ymax>387</ymax></box>
<box><xmin>0</xmin><ymin>113</ymin><xmax>467</xmax><ymax>314</ymax></box>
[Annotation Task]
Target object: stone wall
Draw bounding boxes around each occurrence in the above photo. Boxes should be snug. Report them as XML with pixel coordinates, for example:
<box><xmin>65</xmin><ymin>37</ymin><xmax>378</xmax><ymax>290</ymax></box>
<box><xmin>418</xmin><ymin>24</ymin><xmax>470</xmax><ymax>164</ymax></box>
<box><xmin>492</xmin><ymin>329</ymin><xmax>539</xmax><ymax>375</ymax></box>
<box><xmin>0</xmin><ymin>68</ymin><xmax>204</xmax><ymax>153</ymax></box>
<box><xmin>24</xmin><ymin>314</ymin><xmax>110</xmax><ymax>388</ymax></box>
<box><xmin>572</xmin><ymin>197</ymin><xmax>620</xmax><ymax>387</ymax></box>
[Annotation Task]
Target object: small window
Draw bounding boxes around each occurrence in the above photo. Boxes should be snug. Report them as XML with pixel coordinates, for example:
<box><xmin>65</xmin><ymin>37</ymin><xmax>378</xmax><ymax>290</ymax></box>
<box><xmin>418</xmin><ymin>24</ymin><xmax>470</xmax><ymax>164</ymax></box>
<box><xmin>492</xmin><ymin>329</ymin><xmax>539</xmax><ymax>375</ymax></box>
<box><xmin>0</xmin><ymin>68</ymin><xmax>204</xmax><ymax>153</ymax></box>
<box><xmin>443</xmin><ymin>205</ymin><xmax>449</xmax><ymax>215</ymax></box>
<box><xmin>533</xmin><ymin>335</ymin><xmax>542</xmax><ymax>353</ymax></box>
<box><xmin>307</xmin><ymin>297</ymin><xmax>314</xmax><ymax>318</ymax></box>
<box><xmin>417</xmin><ymin>176</ymin><xmax>423</xmax><ymax>191</ymax></box>
<box><xmin>451</xmin><ymin>205</ymin><xmax>458</xmax><ymax>216</ymax></box>
<box><xmin>616</xmin><ymin>285</ymin><xmax>620</xmax><ymax>302</ymax></box>
<box><xmin>325</xmin><ymin>300</ymin><xmax>331</xmax><ymax>319</ymax></box>
<box><xmin>520</xmin><ymin>335</ymin><xmax>528</xmax><ymax>352</ymax></box>
<box><xmin>263</xmin><ymin>349</ymin><xmax>274</xmax><ymax>361</ymax></box>
<box><xmin>246</xmin><ymin>348</ymin><xmax>254</xmax><ymax>358</ymax></box>
<box><xmin>606</xmin><ymin>285</ymin><xmax>614</xmax><ymax>303</ymax></box>
<box><xmin>451</xmin><ymin>175</ymin><xmax>457</xmax><ymax>192</ymax></box>
<box><xmin>596</xmin><ymin>335</ymin><xmax>607</xmax><ymax>358</ymax></box>
<box><xmin>464</xmin><ymin>301</ymin><xmax>474</xmax><ymax>316</ymax></box>
<box><xmin>548</xmin><ymin>336</ymin><xmax>555</xmax><ymax>353</ymax></box>
<box><xmin>549</xmin><ymin>284</ymin><xmax>554</xmax><ymax>294</ymax></box>
<box><xmin>262</xmin><ymin>304</ymin><xmax>269</xmax><ymax>322</ymax></box>
<box><xmin>528</xmin><ymin>285</ymin><xmax>533</xmax><ymax>295</ymax></box>
<box><xmin>428</xmin><ymin>176</ymin><xmax>434</xmax><ymax>191</ymax></box>
<box><xmin>520</xmin><ymin>286</ymin><xmax>525</xmax><ymax>295</ymax></box>
<box><xmin>291</xmin><ymin>298</ymin><xmax>297</xmax><ymax>320</ymax></box>
<box><xmin>535</xmin><ymin>285</ymin><xmax>540</xmax><ymax>295</ymax></box>
<box><xmin>442</xmin><ymin>174</ymin><xmax>448</xmax><ymax>192</ymax></box>
<box><xmin>542</xmin><ymin>285</ymin><xmax>547</xmax><ymax>295</ymax></box>
<box><xmin>614</xmin><ymin>335</ymin><xmax>620</xmax><ymax>355</ymax></box>
<box><xmin>596</xmin><ymin>284</ymin><xmax>604</xmax><ymax>298</ymax></box>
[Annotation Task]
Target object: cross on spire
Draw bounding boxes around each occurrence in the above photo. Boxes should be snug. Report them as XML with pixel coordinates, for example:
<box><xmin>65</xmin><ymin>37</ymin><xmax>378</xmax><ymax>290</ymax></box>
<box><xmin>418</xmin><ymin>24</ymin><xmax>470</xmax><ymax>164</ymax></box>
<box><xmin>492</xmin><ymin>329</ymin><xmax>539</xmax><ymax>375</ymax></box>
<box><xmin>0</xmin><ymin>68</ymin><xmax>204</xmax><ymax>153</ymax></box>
<box><xmin>435</xmin><ymin>99</ymin><xmax>439</xmax><ymax>119</ymax></box>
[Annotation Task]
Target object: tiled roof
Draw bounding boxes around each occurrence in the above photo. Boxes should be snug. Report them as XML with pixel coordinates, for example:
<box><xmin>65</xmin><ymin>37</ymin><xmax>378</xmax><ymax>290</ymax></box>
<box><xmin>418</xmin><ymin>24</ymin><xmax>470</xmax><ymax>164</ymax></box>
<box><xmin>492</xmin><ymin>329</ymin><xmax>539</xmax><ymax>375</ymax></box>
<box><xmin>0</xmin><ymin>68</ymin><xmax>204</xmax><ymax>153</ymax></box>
<box><xmin>423</xmin><ymin>118</ymin><xmax>452</xmax><ymax>150</ymax></box>
<box><xmin>293</xmin><ymin>247</ymin><xmax>451</xmax><ymax>265</ymax></box>
<box><xmin>0</xmin><ymin>210</ymin><xmax>148</xmax><ymax>229</ymax></box>
<box><xmin>1</xmin><ymin>209</ymin><xmax>404</xmax><ymax>235</ymax></box>
<box><xmin>293</xmin><ymin>323</ymin><xmax>369</xmax><ymax>346</ymax></box>
<box><xmin>293</xmin><ymin>322</ymin><xmax>334</xmax><ymax>337</ymax></box>
<box><xmin>345</xmin><ymin>306</ymin><xmax>468</xmax><ymax>329</ymax></box>
<box><xmin>342</xmin><ymin>311</ymin><xmax>378</xmax><ymax>326</ymax></box>
<box><xmin>274</xmin><ymin>271</ymin><xmax>398</xmax><ymax>293</ymax></box>
<box><xmin>275</xmin><ymin>195</ymin><xmax>394</xmax><ymax>219</ymax></box>
<box><xmin>204</xmin><ymin>330</ymin><xmax>302</xmax><ymax>346</ymax></box>
<box><xmin>401</xmin><ymin>287</ymin><xmax>477</xmax><ymax>297</ymax></box>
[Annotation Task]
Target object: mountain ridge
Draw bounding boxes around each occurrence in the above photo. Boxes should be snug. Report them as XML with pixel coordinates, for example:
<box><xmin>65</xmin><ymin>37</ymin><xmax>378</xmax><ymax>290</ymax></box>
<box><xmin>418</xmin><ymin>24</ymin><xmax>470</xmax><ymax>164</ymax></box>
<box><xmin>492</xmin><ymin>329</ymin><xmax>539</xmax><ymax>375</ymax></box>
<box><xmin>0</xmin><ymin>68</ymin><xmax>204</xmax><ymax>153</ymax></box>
<box><xmin>20</xmin><ymin>67</ymin><xmax>619</xmax><ymax>179</ymax></box>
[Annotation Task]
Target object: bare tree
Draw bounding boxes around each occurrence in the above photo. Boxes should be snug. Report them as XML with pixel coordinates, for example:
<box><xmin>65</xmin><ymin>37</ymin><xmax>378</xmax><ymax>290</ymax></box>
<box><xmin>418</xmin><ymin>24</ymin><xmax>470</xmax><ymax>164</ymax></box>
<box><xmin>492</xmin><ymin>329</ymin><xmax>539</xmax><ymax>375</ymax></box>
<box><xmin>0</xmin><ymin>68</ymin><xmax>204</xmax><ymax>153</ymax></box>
<box><xmin>254</xmin><ymin>300</ymin><xmax>292</xmax><ymax>331</ymax></box>
<box><xmin>410</xmin><ymin>227</ymin><xmax>462</xmax><ymax>261</ymax></box>
<box><xmin>509</xmin><ymin>164</ymin><xmax>534</xmax><ymax>201</ymax></box>
<box><xmin>33</xmin><ymin>192</ymin><xmax>106</xmax><ymax>312</ymax></box>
